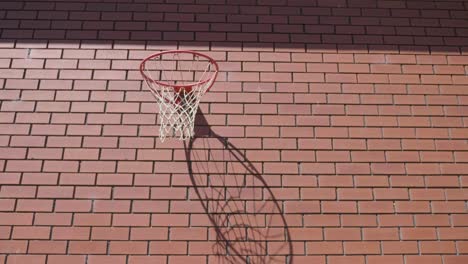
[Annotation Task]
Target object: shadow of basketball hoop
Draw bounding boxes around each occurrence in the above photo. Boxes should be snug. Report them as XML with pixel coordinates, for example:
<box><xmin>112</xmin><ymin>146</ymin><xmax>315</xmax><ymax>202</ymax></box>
<box><xmin>183</xmin><ymin>111</ymin><xmax>293</xmax><ymax>264</ymax></box>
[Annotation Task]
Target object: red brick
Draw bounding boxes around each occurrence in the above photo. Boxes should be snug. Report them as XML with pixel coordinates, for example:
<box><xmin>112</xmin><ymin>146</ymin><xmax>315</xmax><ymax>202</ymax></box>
<box><xmin>16</xmin><ymin>199</ymin><xmax>53</xmax><ymax>212</ymax></box>
<box><xmin>0</xmin><ymin>186</ymin><xmax>36</xmax><ymax>198</ymax></box>
<box><xmin>75</xmin><ymin>187</ymin><xmax>111</xmax><ymax>199</ymax></box>
<box><xmin>6</xmin><ymin>255</ymin><xmax>46</xmax><ymax>264</ymax></box>
<box><xmin>345</xmin><ymin>241</ymin><xmax>380</xmax><ymax>254</ymax></box>
<box><xmin>289</xmin><ymin>227</ymin><xmax>322</xmax><ymax>241</ymax></box>
<box><xmin>447</xmin><ymin>189</ymin><xmax>468</xmax><ymax>200</ymax></box>
<box><xmin>264</xmin><ymin>162</ymin><xmax>298</xmax><ymax>174</ymax></box>
<box><xmin>415</xmin><ymin>215</ymin><xmax>451</xmax><ymax>227</ymax></box>
<box><xmin>228</xmin><ymin>92</ymin><xmax>260</xmax><ymax>103</ymax></box>
<box><xmin>439</xmin><ymin>227</ymin><xmax>468</xmax><ymax>240</ymax></box>
<box><xmin>70</xmin><ymin>102</ymin><xmax>105</xmax><ymax>114</ymax></box>
<box><xmin>358</xmin><ymin>73</ymin><xmax>389</xmax><ymax>83</ymax></box>
<box><xmin>382</xmin><ymin>241</ymin><xmax>418</xmax><ymax>254</ymax></box>
<box><xmin>342</xmin><ymin>215</ymin><xmax>377</xmax><ymax>227</ymax></box>
<box><xmin>327</xmin><ymin>256</ymin><xmax>364</xmax><ymax>264</ymax></box>
<box><xmin>379</xmin><ymin>215</ymin><xmax>414</xmax><ymax>227</ymax></box>
<box><xmin>109</xmin><ymin>241</ymin><xmax>148</xmax><ymax>254</ymax></box>
<box><xmin>339</xmin><ymin>63</ymin><xmax>369</xmax><ymax>73</ymax></box>
<box><xmin>91</xmin><ymin>227</ymin><xmax>129</xmax><ymax>240</ymax></box>
<box><xmin>331</xmin><ymin>116</ymin><xmax>363</xmax><ymax>126</ymax></box>
<box><xmin>5</xmin><ymin>160</ymin><xmax>42</xmax><ymax>172</ymax></box>
<box><xmin>293</xmin><ymin>72</ymin><xmax>324</xmax><ymax>82</ymax></box>
<box><xmin>246</xmin><ymin>126</ymin><xmax>279</xmax><ymax>137</ymax></box>
<box><xmin>244</xmin><ymin>104</ymin><xmax>277</xmax><ymax>114</ymax></box>
<box><xmin>363</xmin><ymin>228</ymin><xmax>399</xmax><ymax>241</ymax></box>
<box><xmin>295</xmin><ymin>94</ymin><xmax>327</xmax><ymax>104</ymax></box>
<box><xmin>338</xmin><ymin>188</ymin><xmax>373</xmax><ymax>200</ymax></box>
<box><xmin>152</xmin><ymin>214</ymin><xmax>189</xmax><ymax>227</ymax></box>
<box><xmin>302</xmin><ymin>188</ymin><xmax>336</xmax><ymax>200</ymax></box>
<box><xmin>406</xmin><ymin>256</ymin><xmax>442</xmax><ymax>264</ymax></box>
<box><xmin>95</xmin><ymin>174</ymin><xmax>130</xmax><ymax>186</ymax></box>
<box><xmin>150</xmin><ymin>241</ymin><xmax>187</xmax><ymax>254</ymax></box>
<box><xmin>36</xmin><ymin>186</ymin><xmax>72</xmax><ymax>198</ymax></box>
<box><xmin>169</xmin><ymin>256</ymin><xmax>206</xmax><ymax>264</ymax></box>
<box><xmin>114</xmin><ymin>187</ymin><xmax>150</xmax><ymax>199</ymax></box>
<box><xmin>395</xmin><ymin>201</ymin><xmax>430</xmax><ymax>213</ymax></box>
<box><xmin>52</xmin><ymin>227</ymin><xmax>90</xmax><ymax>240</ymax></box>
<box><xmin>74</xmin><ymin>213</ymin><xmax>111</xmax><ymax>227</ymax></box>
<box><xmin>81</xmin><ymin>161</ymin><xmax>116</xmax><ymax>173</ymax></box>
<box><xmin>317</xmin><ymin>151</ymin><xmax>350</xmax><ymax>162</ymax></box>
<box><xmin>432</xmin><ymin>201</ymin><xmax>466</xmax><ymax>213</ymax></box>
<box><xmin>34</xmin><ymin>213</ymin><xmax>71</xmax><ymax>226</ymax></box>
<box><xmin>48</xmin><ymin>255</ymin><xmax>85</xmax><ymax>264</ymax></box>
<box><xmin>307</xmin><ymin>242</ymin><xmax>343</xmax><ymax>254</ymax></box>
<box><xmin>0</xmin><ymin>173</ymin><xmax>20</xmax><ymax>185</ymax></box>
<box><xmin>283</xmin><ymin>176</ymin><xmax>317</xmax><ymax>187</ymax></box>
<box><xmin>43</xmin><ymin>161</ymin><xmax>79</xmax><ymax>172</ymax></box>
<box><xmin>444</xmin><ymin>256</ymin><xmax>468</xmax><ymax>264</ymax></box>
<box><xmin>0</xmin><ymin>198</ymin><xmax>15</xmax><ymax>211</ymax></box>
<box><xmin>46</xmin><ymin>136</ymin><xmax>81</xmax><ymax>147</ymax></box>
<box><xmin>421</xmin><ymin>241</ymin><xmax>456</xmax><ymax>254</ymax></box>
<box><xmin>410</xmin><ymin>189</ymin><xmax>445</xmax><ymax>200</ymax></box>
<box><xmin>325</xmin><ymin>228</ymin><xmax>361</xmax><ymax>240</ymax></box>
<box><xmin>322</xmin><ymin>201</ymin><xmax>357</xmax><ymax>213</ymax></box>
<box><xmin>29</xmin><ymin>241</ymin><xmax>66</xmax><ymax>254</ymax></box>
<box><xmin>452</xmin><ymin>215</ymin><xmax>468</xmax><ymax>227</ymax></box>
<box><xmin>0</xmin><ymin>240</ymin><xmax>27</xmax><ymax>253</ymax></box>
<box><xmin>313</xmin><ymin>105</ymin><xmax>345</xmax><ymax>115</ymax></box>
<box><xmin>374</xmin><ymin>188</ymin><xmax>409</xmax><ymax>200</ymax></box>
<box><xmin>130</xmin><ymin>227</ymin><xmax>167</xmax><ymax>240</ymax></box>
<box><xmin>353</xmin><ymin>54</ymin><xmax>384</xmax><ymax>63</ymax></box>
<box><xmin>278</xmin><ymin>104</ymin><xmax>312</xmax><ymax>116</ymax></box>
<box><xmin>260</xmin><ymin>72</ymin><xmax>292</xmax><ymax>82</ymax></box>
<box><xmin>336</xmin><ymin>163</ymin><xmax>371</xmax><ymax>174</ymax></box>
<box><xmin>367</xmin><ymin>256</ymin><xmax>403</xmax><ymax>264</ymax></box>
<box><xmin>12</xmin><ymin>226</ymin><xmax>50</xmax><ymax>239</ymax></box>
<box><xmin>401</xmin><ymin>227</ymin><xmax>437</xmax><ymax>240</ymax></box>
<box><xmin>304</xmin><ymin>215</ymin><xmax>340</xmax><ymax>227</ymax></box>
<box><xmin>27</xmin><ymin>148</ymin><xmax>62</xmax><ymax>160</ymax></box>
<box><xmin>170</xmin><ymin>227</ymin><xmax>207</xmax><ymax>241</ymax></box>
<box><xmin>94</xmin><ymin>200</ymin><xmax>130</xmax><ymax>213</ymax></box>
<box><xmin>457</xmin><ymin>241</ymin><xmax>468</xmax><ymax>253</ymax></box>
<box><xmin>134</xmin><ymin>173</ymin><xmax>169</xmax><ymax>187</ymax></box>
<box><xmin>318</xmin><ymin>176</ymin><xmax>353</xmax><ymax>187</ymax></box>
<box><xmin>68</xmin><ymin>241</ymin><xmax>106</xmax><ymax>254</ymax></box>
<box><xmin>322</xmin><ymin>54</ymin><xmax>353</xmax><ymax>63</ymax></box>
<box><xmin>66</xmin><ymin>125</ymin><xmax>102</xmax><ymax>136</ymax></box>
<box><xmin>326</xmin><ymin>73</ymin><xmax>357</xmax><ymax>83</ymax></box>
<box><xmin>285</xmin><ymin>201</ymin><xmax>320</xmax><ymax>213</ymax></box>
<box><xmin>128</xmin><ymin>256</ymin><xmax>167</xmax><ymax>264</ymax></box>
<box><xmin>441</xmin><ymin>164</ymin><xmax>468</xmax><ymax>174</ymax></box>
<box><xmin>60</xmin><ymin>173</ymin><xmax>95</xmax><ymax>185</ymax></box>
<box><xmin>113</xmin><ymin>214</ymin><xmax>150</xmax><ymax>226</ymax></box>
<box><xmin>391</xmin><ymin>176</ymin><xmax>425</xmax><ymax>188</ymax></box>
<box><xmin>87</xmin><ymin>256</ymin><xmax>126</xmax><ymax>264</ymax></box>
<box><xmin>82</xmin><ymin>137</ymin><xmax>117</xmax><ymax>148</ymax></box>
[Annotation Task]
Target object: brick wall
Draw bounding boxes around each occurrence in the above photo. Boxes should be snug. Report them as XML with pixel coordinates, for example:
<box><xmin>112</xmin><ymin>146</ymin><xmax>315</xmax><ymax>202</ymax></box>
<box><xmin>0</xmin><ymin>0</ymin><xmax>467</xmax><ymax>263</ymax></box>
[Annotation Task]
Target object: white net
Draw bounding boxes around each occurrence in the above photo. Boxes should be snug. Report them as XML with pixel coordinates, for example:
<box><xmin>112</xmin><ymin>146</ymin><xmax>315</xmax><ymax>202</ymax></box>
<box><xmin>140</xmin><ymin>51</ymin><xmax>218</xmax><ymax>142</ymax></box>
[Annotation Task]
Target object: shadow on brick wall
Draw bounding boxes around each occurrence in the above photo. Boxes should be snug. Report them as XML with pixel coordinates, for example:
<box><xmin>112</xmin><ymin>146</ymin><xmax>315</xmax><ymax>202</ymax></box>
<box><xmin>185</xmin><ymin>111</ymin><xmax>294</xmax><ymax>263</ymax></box>
<box><xmin>1</xmin><ymin>0</ymin><xmax>467</xmax><ymax>53</ymax></box>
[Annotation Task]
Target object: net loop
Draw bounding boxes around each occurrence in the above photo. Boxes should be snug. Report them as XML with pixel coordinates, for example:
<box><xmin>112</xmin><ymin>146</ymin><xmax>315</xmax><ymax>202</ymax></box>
<box><xmin>140</xmin><ymin>50</ymin><xmax>219</xmax><ymax>141</ymax></box>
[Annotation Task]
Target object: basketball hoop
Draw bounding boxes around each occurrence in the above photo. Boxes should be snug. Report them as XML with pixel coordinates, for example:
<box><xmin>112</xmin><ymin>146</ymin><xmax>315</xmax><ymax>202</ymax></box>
<box><xmin>140</xmin><ymin>50</ymin><xmax>219</xmax><ymax>142</ymax></box>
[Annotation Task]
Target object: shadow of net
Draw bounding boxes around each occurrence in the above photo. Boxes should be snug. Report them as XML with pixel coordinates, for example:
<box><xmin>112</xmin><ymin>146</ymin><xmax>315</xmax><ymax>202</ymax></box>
<box><xmin>183</xmin><ymin>111</ymin><xmax>293</xmax><ymax>264</ymax></box>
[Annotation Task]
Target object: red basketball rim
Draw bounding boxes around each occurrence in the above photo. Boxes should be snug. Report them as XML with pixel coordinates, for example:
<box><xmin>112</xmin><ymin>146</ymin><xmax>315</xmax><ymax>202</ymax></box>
<box><xmin>140</xmin><ymin>50</ymin><xmax>219</xmax><ymax>92</ymax></box>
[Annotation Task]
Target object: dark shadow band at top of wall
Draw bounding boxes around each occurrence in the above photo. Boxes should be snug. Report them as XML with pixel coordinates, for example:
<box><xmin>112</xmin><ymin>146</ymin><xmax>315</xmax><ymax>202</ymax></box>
<box><xmin>0</xmin><ymin>0</ymin><xmax>467</xmax><ymax>53</ymax></box>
